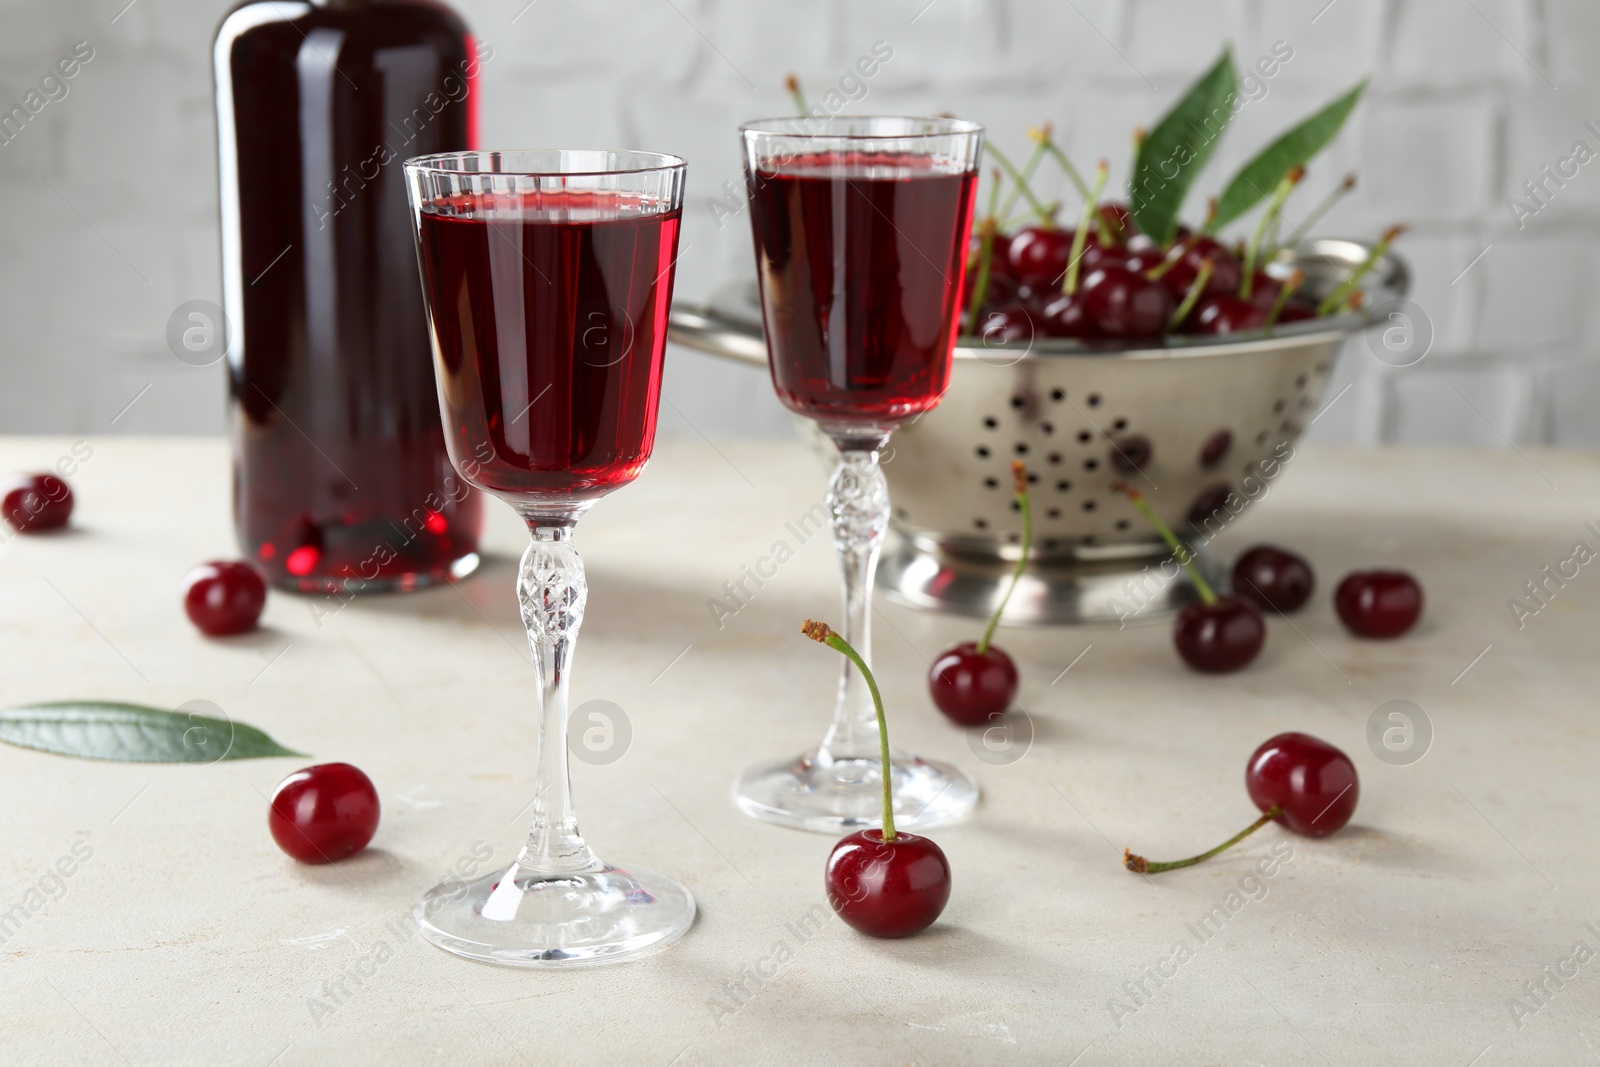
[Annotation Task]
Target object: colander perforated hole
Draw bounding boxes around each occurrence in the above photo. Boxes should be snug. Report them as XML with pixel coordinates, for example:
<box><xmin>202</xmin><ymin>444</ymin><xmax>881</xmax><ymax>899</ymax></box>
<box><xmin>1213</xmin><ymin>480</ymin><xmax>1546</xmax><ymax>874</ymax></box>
<box><xmin>1314</xmin><ymin>361</ymin><xmax>1328</xmax><ymax>374</ymax></box>
<box><xmin>1077</xmin><ymin>430</ymin><xmax>1092</xmax><ymax>443</ymax></box>
<box><xmin>1295</xmin><ymin>373</ymin><xmax>1309</xmax><ymax>389</ymax></box>
<box><xmin>1050</xmin><ymin>388</ymin><xmax>1065</xmax><ymax>401</ymax></box>
<box><xmin>1043</xmin><ymin>539</ymin><xmax>1060</xmax><ymax>551</ymax></box>
<box><xmin>1081</xmin><ymin>534</ymin><xmax>1097</xmax><ymax>545</ymax></box>
<box><xmin>1273</xmin><ymin>399</ymin><xmax>1286</xmax><ymax>414</ymax></box>
<box><xmin>1113</xmin><ymin>417</ymin><xmax>1128</xmax><ymax>430</ymax></box>
<box><xmin>1255</xmin><ymin>430</ymin><xmax>1269</xmax><ymax>446</ymax></box>
<box><xmin>1083</xmin><ymin>458</ymin><xmax>1099</xmax><ymax>471</ymax></box>
<box><xmin>1082</xmin><ymin>499</ymin><xmax>1097</xmax><ymax>511</ymax></box>
<box><xmin>984</xmin><ymin>477</ymin><xmax>999</xmax><ymax>489</ymax></box>
<box><xmin>1027</xmin><ymin>473</ymin><xmax>1039</xmax><ymax>484</ymax></box>
<box><xmin>974</xmin><ymin>518</ymin><xmax>988</xmax><ymax>530</ymax></box>
<box><xmin>1015</xmin><ymin>442</ymin><xmax>1029</xmax><ymax>455</ymax></box>
<box><xmin>1088</xmin><ymin>393</ymin><xmax>1102</xmax><ymax>407</ymax></box>
<box><xmin>1049</xmin><ymin>452</ymin><xmax>1063</xmax><ymax>465</ymax></box>
<box><xmin>895</xmin><ymin>507</ymin><xmax>909</xmax><ymax>519</ymax></box>
<box><xmin>1010</xmin><ymin>395</ymin><xmax>1026</xmax><ymax>409</ymax></box>
<box><xmin>1010</xmin><ymin>500</ymin><xmax>1021</xmax><ymax>513</ymax></box>
<box><xmin>1115</xmin><ymin>519</ymin><xmax>1130</xmax><ymax>530</ymax></box>
<box><xmin>983</xmin><ymin>416</ymin><xmax>998</xmax><ymax>429</ymax></box>
<box><xmin>1047</xmin><ymin>507</ymin><xmax>1062</xmax><ymax>519</ymax></box>
<box><xmin>1056</xmin><ymin>480</ymin><xmax>1072</xmax><ymax>491</ymax></box>
<box><xmin>1006</xmin><ymin>532</ymin><xmax>1020</xmax><ymax>543</ymax></box>
<box><xmin>1040</xmin><ymin>422</ymin><xmax>1054</xmax><ymax>435</ymax></box>
<box><xmin>976</xmin><ymin>445</ymin><xmax>991</xmax><ymax>458</ymax></box>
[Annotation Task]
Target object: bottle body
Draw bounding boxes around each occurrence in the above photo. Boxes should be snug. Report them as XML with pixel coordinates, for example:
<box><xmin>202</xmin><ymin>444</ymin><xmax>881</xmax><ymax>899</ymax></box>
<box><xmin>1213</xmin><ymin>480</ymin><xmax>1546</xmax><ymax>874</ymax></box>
<box><xmin>215</xmin><ymin>0</ymin><xmax>485</xmax><ymax>592</ymax></box>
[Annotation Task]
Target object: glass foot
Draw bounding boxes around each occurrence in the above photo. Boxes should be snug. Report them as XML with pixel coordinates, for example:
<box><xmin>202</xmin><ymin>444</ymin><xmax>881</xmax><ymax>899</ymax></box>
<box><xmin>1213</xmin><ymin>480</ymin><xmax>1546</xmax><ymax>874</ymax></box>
<box><xmin>415</xmin><ymin>861</ymin><xmax>695</xmax><ymax>967</ymax></box>
<box><xmin>733</xmin><ymin>750</ymin><xmax>978</xmax><ymax>834</ymax></box>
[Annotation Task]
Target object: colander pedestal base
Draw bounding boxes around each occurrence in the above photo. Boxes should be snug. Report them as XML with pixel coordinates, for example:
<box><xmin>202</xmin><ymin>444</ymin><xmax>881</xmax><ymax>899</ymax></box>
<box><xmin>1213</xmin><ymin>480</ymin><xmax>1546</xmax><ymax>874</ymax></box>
<box><xmin>876</xmin><ymin>531</ymin><xmax>1223</xmax><ymax>626</ymax></box>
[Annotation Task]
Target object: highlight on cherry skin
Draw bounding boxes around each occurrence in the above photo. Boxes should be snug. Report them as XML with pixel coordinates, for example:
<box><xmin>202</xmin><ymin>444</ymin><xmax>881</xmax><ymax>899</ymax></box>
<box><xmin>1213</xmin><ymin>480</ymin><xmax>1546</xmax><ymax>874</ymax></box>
<box><xmin>1</xmin><ymin>472</ymin><xmax>74</xmax><ymax>533</ymax></box>
<box><xmin>807</xmin><ymin>620</ymin><xmax>952</xmax><ymax>938</ymax></box>
<box><xmin>269</xmin><ymin>763</ymin><xmax>381</xmax><ymax>864</ymax></box>
<box><xmin>1124</xmin><ymin>732</ymin><xmax>1359</xmax><ymax>874</ymax></box>
<box><xmin>183</xmin><ymin>560</ymin><xmax>268</xmax><ymax>636</ymax></box>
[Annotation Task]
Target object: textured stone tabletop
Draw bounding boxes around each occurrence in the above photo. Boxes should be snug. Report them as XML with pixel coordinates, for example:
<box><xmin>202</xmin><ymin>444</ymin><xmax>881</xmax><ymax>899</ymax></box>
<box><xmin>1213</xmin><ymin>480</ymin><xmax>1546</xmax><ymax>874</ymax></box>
<box><xmin>3</xmin><ymin>436</ymin><xmax>1599</xmax><ymax>1066</ymax></box>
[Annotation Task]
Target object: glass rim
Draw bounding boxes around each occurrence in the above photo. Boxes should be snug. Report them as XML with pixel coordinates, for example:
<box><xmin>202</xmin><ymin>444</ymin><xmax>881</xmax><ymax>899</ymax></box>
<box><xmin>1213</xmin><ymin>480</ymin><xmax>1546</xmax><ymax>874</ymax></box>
<box><xmin>403</xmin><ymin>148</ymin><xmax>687</xmax><ymax>178</ymax></box>
<box><xmin>738</xmin><ymin>115</ymin><xmax>984</xmax><ymax>139</ymax></box>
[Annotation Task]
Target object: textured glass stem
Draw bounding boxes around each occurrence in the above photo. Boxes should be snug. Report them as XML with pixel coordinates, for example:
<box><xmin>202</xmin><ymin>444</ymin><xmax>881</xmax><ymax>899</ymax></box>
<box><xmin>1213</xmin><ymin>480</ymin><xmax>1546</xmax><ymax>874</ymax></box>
<box><xmin>819</xmin><ymin>444</ymin><xmax>890</xmax><ymax>762</ymax></box>
<box><xmin>515</xmin><ymin>524</ymin><xmax>599</xmax><ymax>875</ymax></box>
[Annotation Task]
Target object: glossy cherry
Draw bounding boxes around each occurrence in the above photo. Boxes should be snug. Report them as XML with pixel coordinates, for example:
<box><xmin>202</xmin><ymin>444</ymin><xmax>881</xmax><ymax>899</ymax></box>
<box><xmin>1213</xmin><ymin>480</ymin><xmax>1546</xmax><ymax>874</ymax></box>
<box><xmin>2</xmin><ymin>473</ymin><xmax>74</xmax><ymax>533</ymax></box>
<box><xmin>1125</xmin><ymin>732</ymin><xmax>1358</xmax><ymax>874</ymax></box>
<box><xmin>808</xmin><ymin>620</ymin><xmax>950</xmax><ymax>938</ymax></box>
<box><xmin>1082</xmin><ymin>265</ymin><xmax>1174</xmax><ymax>337</ymax></box>
<box><xmin>1039</xmin><ymin>291</ymin><xmax>1100</xmax><ymax>339</ymax></box>
<box><xmin>269</xmin><ymin>762</ymin><xmax>380</xmax><ymax>864</ymax></box>
<box><xmin>1162</xmin><ymin>239</ymin><xmax>1241</xmax><ymax>299</ymax></box>
<box><xmin>1006</xmin><ymin>226</ymin><xmax>1073</xmax><ymax>287</ymax></box>
<box><xmin>1335</xmin><ymin>569</ymin><xmax>1423</xmax><ymax>638</ymax></box>
<box><xmin>183</xmin><ymin>560</ymin><xmax>268</xmax><ymax>636</ymax></box>
<box><xmin>1192</xmin><ymin>295</ymin><xmax>1268</xmax><ymax>335</ymax></box>
<box><xmin>1231</xmin><ymin>544</ymin><xmax>1314</xmax><ymax>613</ymax></box>
<box><xmin>929</xmin><ymin>461</ymin><xmax>1028</xmax><ymax>724</ymax></box>
<box><xmin>977</xmin><ymin>303</ymin><xmax>1035</xmax><ymax>346</ymax></box>
<box><xmin>1121</xmin><ymin>484</ymin><xmax>1264</xmax><ymax>673</ymax></box>
<box><xmin>1246</xmin><ymin>732</ymin><xmax>1360</xmax><ymax>837</ymax></box>
<box><xmin>826</xmin><ymin>829</ymin><xmax>952</xmax><ymax>938</ymax></box>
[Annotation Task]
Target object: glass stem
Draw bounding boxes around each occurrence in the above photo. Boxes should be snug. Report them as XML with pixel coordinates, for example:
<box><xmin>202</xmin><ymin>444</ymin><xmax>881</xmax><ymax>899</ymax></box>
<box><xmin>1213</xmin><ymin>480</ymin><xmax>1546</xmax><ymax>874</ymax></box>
<box><xmin>819</xmin><ymin>442</ymin><xmax>890</xmax><ymax>763</ymax></box>
<box><xmin>514</xmin><ymin>522</ymin><xmax>599</xmax><ymax>875</ymax></box>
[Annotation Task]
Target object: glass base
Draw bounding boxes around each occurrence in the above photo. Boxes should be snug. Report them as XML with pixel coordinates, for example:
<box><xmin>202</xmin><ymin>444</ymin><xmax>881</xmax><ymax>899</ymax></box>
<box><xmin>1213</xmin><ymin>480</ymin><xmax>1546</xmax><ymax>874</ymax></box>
<box><xmin>415</xmin><ymin>860</ymin><xmax>695</xmax><ymax>968</ymax></box>
<box><xmin>733</xmin><ymin>750</ymin><xmax>978</xmax><ymax>834</ymax></box>
<box><xmin>274</xmin><ymin>550</ymin><xmax>481</xmax><ymax>596</ymax></box>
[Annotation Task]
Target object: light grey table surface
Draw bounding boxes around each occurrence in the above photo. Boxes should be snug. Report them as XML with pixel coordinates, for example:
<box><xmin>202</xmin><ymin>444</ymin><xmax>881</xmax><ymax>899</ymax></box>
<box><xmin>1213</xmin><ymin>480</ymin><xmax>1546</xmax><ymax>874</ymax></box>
<box><xmin>2</xmin><ymin>436</ymin><xmax>1598</xmax><ymax>1066</ymax></box>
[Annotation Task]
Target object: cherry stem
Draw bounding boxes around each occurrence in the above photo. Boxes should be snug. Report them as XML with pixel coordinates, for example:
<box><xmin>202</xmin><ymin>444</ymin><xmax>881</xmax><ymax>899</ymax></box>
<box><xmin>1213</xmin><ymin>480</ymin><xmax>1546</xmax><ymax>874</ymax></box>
<box><xmin>998</xmin><ymin>131</ymin><xmax>1051</xmax><ymax>222</ymax></box>
<box><xmin>803</xmin><ymin>620</ymin><xmax>895</xmax><ymax>841</ymax></box>
<box><xmin>1317</xmin><ymin>225</ymin><xmax>1404</xmax><ymax>317</ymax></box>
<box><xmin>977</xmin><ymin>461</ymin><xmax>1030</xmax><ymax>656</ymax></box>
<box><xmin>1115</xmin><ymin>483</ymin><xmax>1215</xmax><ymax>604</ymax></box>
<box><xmin>1264</xmin><ymin>268</ymin><xmax>1306</xmax><ymax>329</ymax></box>
<box><xmin>1293</xmin><ymin>172</ymin><xmax>1357</xmax><ymax>240</ymax></box>
<box><xmin>786</xmin><ymin>73</ymin><xmax>808</xmax><ymax>116</ymax></box>
<box><xmin>964</xmin><ymin>174</ymin><xmax>1003</xmax><ymax>332</ymax></box>
<box><xmin>1030</xmin><ymin>126</ymin><xmax>1092</xmax><ymax>202</ymax></box>
<box><xmin>1144</xmin><ymin>238</ymin><xmax>1190</xmax><ymax>282</ymax></box>
<box><xmin>1168</xmin><ymin>257</ymin><xmax>1214</xmax><ymax>331</ymax></box>
<box><xmin>1197</xmin><ymin>197</ymin><xmax>1220</xmax><ymax>239</ymax></box>
<box><xmin>1062</xmin><ymin>161</ymin><xmax>1109</xmax><ymax>296</ymax></box>
<box><xmin>1124</xmin><ymin>805</ymin><xmax>1283</xmax><ymax>874</ymax></box>
<box><xmin>988</xmin><ymin>144</ymin><xmax>1054</xmax><ymax>226</ymax></box>
<box><xmin>1240</xmin><ymin>167</ymin><xmax>1304</xmax><ymax>299</ymax></box>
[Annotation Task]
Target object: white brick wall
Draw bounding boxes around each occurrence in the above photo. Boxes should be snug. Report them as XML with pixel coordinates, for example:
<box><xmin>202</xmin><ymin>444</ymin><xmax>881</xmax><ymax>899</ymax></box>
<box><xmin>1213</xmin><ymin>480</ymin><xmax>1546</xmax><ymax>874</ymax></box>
<box><xmin>0</xmin><ymin>0</ymin><xmax>1594</xmax><ymax>445</ymax></box>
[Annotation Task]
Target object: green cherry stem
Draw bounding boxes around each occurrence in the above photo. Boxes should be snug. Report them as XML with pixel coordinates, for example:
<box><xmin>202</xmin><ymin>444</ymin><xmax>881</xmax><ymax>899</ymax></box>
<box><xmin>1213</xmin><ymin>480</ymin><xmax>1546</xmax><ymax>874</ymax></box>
<box><xmin>1293</xmin><ymin>172</ymin><xmax>1357</xmax><ymax>241</ymax></box>
<box><xmin>964</xmin><ymin>173</ymin><xmax>1003</xmax><ymax>332</ymax></box>
<box><xmin>1116</xmin><ymin>483</ymin><xmax>1215</xmax><ymax>605</ymax></box>
<box><xmin>803</xmin><ymin>620</ymin><xmax>896</xmax><ymax>840</ymax></box>
<box><xmin>988</xmin><ymin>144</ymin><xmax>1055</xmax><ymax>226</ymax></box>
<box><xmin>1240</xmin><ymin>167</ymin><xmax>1304</xmax><ymax>299</ymax></box>
<box><xmin>1030</xmin><ymin>124</ymin><xmax>1092</xmax><ymax>202</ymax></box>
<box><xmin>786</xmin><ymin>73</ymin><xmax>808</xmax><ymax>115</ymax></box>
<box><xmin>1264</xmin><ymin>268</ymin><xmax>1306</xmax><ymax>329</ymax></box>
<box><xmin>1062</xmin><ymin>161</ymin><xmax>1109</xmax><ymax>296</ymax></box>
<box><xmin>1168</xmin><ymin>258</ymin><xmax>1214</xmax><ymax>331</ymax></box>
<box><xmin>1124</xmin><ymin>805</ymin><xmax>1283</xmax><ymax>874</ymax></box>
<box><xmin>997</xmin><ymin>129</ymin><xmax>1050</xmax><ymax>222</ymax></box>
<box><xmin>1317</xmin><ymin>225</ymin><xmax>1404</xmax><ymax>317</ymax></box>
<box><xmin>977</xmin><ymin>461</ymin><xmax>1032</xmax><ymax>656</ymax></box>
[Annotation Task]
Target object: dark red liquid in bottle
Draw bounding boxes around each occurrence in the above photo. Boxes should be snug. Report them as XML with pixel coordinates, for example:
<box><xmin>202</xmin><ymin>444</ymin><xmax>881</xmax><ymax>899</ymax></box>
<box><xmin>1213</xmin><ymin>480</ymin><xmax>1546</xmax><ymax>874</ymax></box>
<box><xmin>414</xmin><ymin>191</ymin><xmax>681</xmax><ymax>501</ymax></box>
<box><xmin>215</xmin><ymin>0</ymin><xmax>485</xmax><ymax>592</ymax></box>
<box><xmin>747</xmin><ymin>153</ymin><xmax>977</xmax><ymax>429</ymax></box>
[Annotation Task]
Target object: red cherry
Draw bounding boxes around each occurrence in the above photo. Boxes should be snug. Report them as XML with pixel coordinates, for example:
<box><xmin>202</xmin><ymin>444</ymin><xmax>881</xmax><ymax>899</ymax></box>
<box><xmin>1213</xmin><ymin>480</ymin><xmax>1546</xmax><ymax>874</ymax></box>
<box><xmin>1277</xmin><ymin>303</ymin><xmax>1319</xmax><ymax>323</ymax></box>
<box><xmin>1335</xmin><ymin>570</ymin><xmax>1423</xmax><ymax>638</ymax></box>
<box><xmin>978</xmin><ymin>303</ymin><xmax>1035</xmax><ymax>346</ymax></box>
<box><xmin>928</xmin><ymin>642</ymin><xmax>1017</xmax><ymax>726</ymax></box>
<box><xmin>2</xmin><ymin>473</ymin><xmax>74</xmax><ymax>533</ymax></box>
<box><xmin>1162</xmin><ymin>239</ymin><xmax>1242</xmax><ymax>299</ymax></box>
<box><xmin>1199</xmin><ymin>429</ymin><xmax>1232</xmax><ymax>468</ymax></box>
<box><xmin>1110</xmin><ymin>435</ymin><xmax>1153</xmax><ymax>474</ymax></box>
<box><xmin>183</xmin><ymin>560</ymin><xmax>268</xmax><ymax>636</ymax></box>
<box><xmin>1246</xmin><ymin>271</ymin><xmax>1284</xmax><ymax>310</ymax></box>
<box><xmin>1006</xmin><ymin>226</ymin><xmax>1073</xmax><ymax>287</ymax></box>
<box><xmin>972</xmin><ymin>230</ymin><xmax>1015</xmax><ymax>277</ymax></box>
<box><xmin>825</xmin><ymin>829</ymin><xmax>951</xmax><ymax>938</ymax></box>
<box><xmin>1039</xmin><ymin>291</ymin><xmax>1101</xmax><ymax>339</ymax></box>
<box><xmin>1192</xmin><ymin>296</ymin><xmax>1268</xmax><ymax>335</ymax></box>
<box><xmin>1246</xmin><ymin>732</ymin><xmax>1359</xmax><ymax>837</ymax></box>
<box><xmin>1082</xmin><ymin>265</ymin><xmax>1174</xmax><ymax>338</ymax></box>
<box><xmin>269</xmin><ymin>763</ymin><xmax>380</xmax><ymax>864</ymax></box>
<box><xmin>1098</xmin><ymin>201</ymin><xmax>1136</xmax><ymax>242</ymax></box>
<box><xmin>1173</xmin><ymin>596</ymin><xmax>1265</xmax><ymax>673</ymax></box>
<box><xmin>1231</xmin><ymin>545</ymin><xmax>1314</xmax><ymax>613</ymax></box>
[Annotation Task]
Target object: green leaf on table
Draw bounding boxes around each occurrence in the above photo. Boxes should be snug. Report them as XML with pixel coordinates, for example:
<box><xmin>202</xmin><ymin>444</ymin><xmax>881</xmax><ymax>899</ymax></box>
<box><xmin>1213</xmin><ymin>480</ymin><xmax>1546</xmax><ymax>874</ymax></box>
<box><xmin>0</xmin><ymin>701</ymin><xmax>307</xmax><ymax>763</ymax></box>
<box><xmin>1212</xmin><ymin>79</ymin><xmax>1367</xmax><ymax>231</ymax></box>
<box><xmin>1129</xmin><ymin>49</ymin><xmax>1238</xmax><ymax>245</ymax></box>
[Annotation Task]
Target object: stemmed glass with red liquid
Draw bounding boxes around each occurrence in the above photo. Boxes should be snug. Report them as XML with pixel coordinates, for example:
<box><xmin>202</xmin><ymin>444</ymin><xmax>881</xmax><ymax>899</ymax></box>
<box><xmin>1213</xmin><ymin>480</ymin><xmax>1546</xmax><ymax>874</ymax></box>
<box><xmin>734</xmin><ymin>117</ymin><xmax>984</xmax><ymax>832</ymax></box>
<box><xmin>404</xmin><ymin>150</ymin><xmax>694</xmax><ymax>965</ymax></box>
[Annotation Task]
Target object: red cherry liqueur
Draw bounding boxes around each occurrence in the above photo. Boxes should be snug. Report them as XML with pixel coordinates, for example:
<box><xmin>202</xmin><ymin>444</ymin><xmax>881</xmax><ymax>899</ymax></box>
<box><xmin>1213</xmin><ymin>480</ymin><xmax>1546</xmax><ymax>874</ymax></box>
<box><xmin>214</xmin><ymin>0</ymin><xmax>486</xmax><ymax>591</ymax></box>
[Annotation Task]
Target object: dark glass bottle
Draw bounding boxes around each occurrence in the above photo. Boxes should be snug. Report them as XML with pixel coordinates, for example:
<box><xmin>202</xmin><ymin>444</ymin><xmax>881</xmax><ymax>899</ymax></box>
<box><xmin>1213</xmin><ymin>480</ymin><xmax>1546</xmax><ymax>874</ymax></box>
<box><xmin>214</xmin><ymin>0</ymin><xmax>485</xmax><ymax>592</ymax></box>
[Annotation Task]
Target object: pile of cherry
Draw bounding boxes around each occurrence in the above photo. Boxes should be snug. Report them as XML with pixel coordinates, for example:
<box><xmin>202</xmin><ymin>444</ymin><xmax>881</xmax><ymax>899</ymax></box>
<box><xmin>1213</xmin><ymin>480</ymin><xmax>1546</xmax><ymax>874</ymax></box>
<box><xmin>965</xmin><ymin>133</ymin><xmax>1401</xmax><ymax>345</ymax></box>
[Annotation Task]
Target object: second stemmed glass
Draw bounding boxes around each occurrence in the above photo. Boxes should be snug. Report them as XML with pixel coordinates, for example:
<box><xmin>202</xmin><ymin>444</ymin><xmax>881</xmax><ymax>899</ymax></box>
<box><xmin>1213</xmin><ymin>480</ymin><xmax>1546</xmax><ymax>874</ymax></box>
<box><xmin>734</xmin><ymin>116</ymin><xmax>984</xmax><ymax>833</ymax></box>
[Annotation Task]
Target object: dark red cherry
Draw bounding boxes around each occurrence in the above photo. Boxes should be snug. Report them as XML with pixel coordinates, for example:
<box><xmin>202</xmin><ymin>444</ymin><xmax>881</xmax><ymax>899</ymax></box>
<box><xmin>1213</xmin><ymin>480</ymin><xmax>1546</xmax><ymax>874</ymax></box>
<box><xmin>183</xmin><ymin>560</ymin><xmax>268</xmax><ymax>636</ymax></box>
<box><xmin>978</xmin><ymin>303</ymin><xmax>1035</xmax><ymax>346</ymax></box>
<box><xmin>1335</xmin><ymin>570</ymin><xmax>1423</xmax><ymax>638</ymax></box>
<box><xmin>1039</xmin><ymin>291</ymin><xmax>1101</xmax><ymax>339</ymax></box>
<box><xmin>970</xmin><ymin>265</ymin><xmax>1021</xmax><ymax>309</ymax></box>
<box><xmin>1231</xmin><ymin>544</ymin><xmax>1314</xmax><ymax>613</ymax></box>
<box><xmin>972</xmin><ymin>230</ymin><xmax>1015</xmax><ymax>276</ymax></box>
<box><xmin>1199</xmin><ymin>430</ymin><xmax>1232</xmax><ymax>468</ymax></box>
<box><xmin>1163</xmin><ymin>239</ymin><xmax>1242</xmax><ymax>299</ymax></box>
<box><xmin>825</xmin><ymin>829</ymin><xmax>951</xmax><ymax>938</ymax></box>
<box><xmin>1099</xmin><ymin>201</ymin><xmax>1135</xmax><ymax>242</ymax></box>
<box><xmin>1006</xmin><ymin>226</ymin><xmax>1073</xmax><ymax>287</ymax></box>
<box><xmin>269</xmin><ymin>763</ymin><xmax>380</xmax><ymax>864</ymax></box>
<box><xmin>1193</xmin><ymin>296</ymin><xmax>1268</xmax><ymax>335</ymax></box>
<box><xmin>1246</xmin><ymin>732</ymin><xmax>1359</xmax><ymax>837</ymax></box>
<box><xmin>2</xmin><ymin>473</ymin><xmax>74</xmax><ymax>533</ymax></box>
<box><xmin>1173</xmin><ymin>595</ymin><xmax>1264</xmax><ymax>673</ymax></box>
<box><xmin>928</xmin><ymin>642</ymin><xmax>1018</xmax><ymax>725</ymax></box>
<box><xmin>1186</xmin><ymin>483</ymin><xmax>1235</xmax><ymax>528</ymax></box>
<box><xmin>1278</xmin><ymin>303</ymin><xmax>1319</xmax><ymax>323</ymax></box>
<box><xmin>1246</xmin><ymin>271</ymin><xmax>1284</xmax><ymax>310</ymax></box>
<box><xmin>1110</xmin><ymin>435</ymin><xmax>1153</xmax><ymax>473</ymax></box>
<box><xmin>1082</xmin><ymin>265</ymin><xmax>1175</xmax><ymax>338</ymax></box>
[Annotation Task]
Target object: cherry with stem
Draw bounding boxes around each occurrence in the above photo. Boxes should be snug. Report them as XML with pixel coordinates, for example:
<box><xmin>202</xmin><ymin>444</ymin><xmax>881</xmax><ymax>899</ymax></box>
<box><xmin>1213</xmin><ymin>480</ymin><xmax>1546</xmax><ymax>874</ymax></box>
<box><xmin>1168</xmin><ymin>258</ymin><xmax>1215</xmax><ymax>331</ymax></box>
<box><xmin>929</xmin><ymin>461</ymin><xmax>1029</xmax><ymax>725</ymax></box>
<box><xmin>1317</xmin><ymin>225</ymin><xmax>1405</xmax><ymax>316</ymax></box>
<box><xmin>1117</xmin><ymin>482</ymin><xmax>1264</xmax><ymax>673</ymax></box>
<box><xmin>809</xmin><ymin>621</ymin><xmax>952</xmax><ymax>939</ymax></box>
<box><xmin>1240</xmin><ymin>166</ymin><xmax>1304</xmax><ymax>299</ymax></box>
